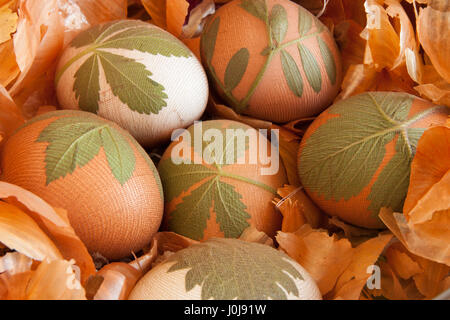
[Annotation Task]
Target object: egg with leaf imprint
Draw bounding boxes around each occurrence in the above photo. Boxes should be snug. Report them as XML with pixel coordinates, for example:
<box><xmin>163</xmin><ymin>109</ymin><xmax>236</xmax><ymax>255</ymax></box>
<box><xmin>297</xmin><ymin>92</ymin><xmax>449</xmax><ymax>229</ymax></box>
<box><xmin>0</xmin><ymin>111</ymin><xmax>164</xmax><ymax>260</ymax></box>
<box><xmin>200</xmin><ymin>0</ymin><xmax>342</xmax><ymax>123</ymax></box>
<box><xmin>55</xmin><ymin>20</ymin><xmax>209</xmax><ymax>147</ymax></box>
<box><xmin>128</xmin><ymin>238</ymin><xmax>321</xmax><ymax>300</ymax></box>
<box><xmin>158</xmin><ymin>120</ymin><xmax>287</xmax><ymax>241</ymax></box>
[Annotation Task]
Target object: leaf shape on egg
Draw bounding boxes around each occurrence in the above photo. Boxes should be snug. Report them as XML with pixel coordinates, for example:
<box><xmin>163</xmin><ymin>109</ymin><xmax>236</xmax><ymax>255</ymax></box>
<box><xmin>280</xmin><ymin>49</ymin><xmax>304</xmax><ymax>97</ymax></box>
<box><xmin>298</xmin><ymin>43</ymin><xmax>322</xmax><ymax>93</ymax></box>
<box><xmin>97</xmin><ymin>51</ymin><xmax>168</xmax><ymax>115</ymax></box>
<box><xmin>37</xmin><ymin>116</ymin><xmax>136</xmax><ymax>185</ymax></box>
<box><xmin>167</xmin><ymin>238</ymin><xmax>304</xmax><ymax>300</ymax></box>
<box><xmin>201</xmin><ymin>16</ymin><xmax>220</xmax><ymax>65</ymax></box>
<box><xmin>158</xmin><ymin>160</ymin><xmax>251</xmax><ymax>240</ymax></box>
<box><xmin>73</xmin><ymin>55</ymin><xmax>100</xmax><ymax>114</ymax></box>
<box><xmin>70</xmin><ymin>21</ymin><xmax>138</xmax><ymax>48</ymax></box>
<box><xmin>224</xmin><ymin>48</ymin><xmax>250</xmax><ymax>92</ymax></box>
<box><xmin>317</xmin><ymin>36</ymin><xmax>337</xmax><ymax>85</ymax></box>
<box><xmin>298</xmin><ymin>6</ymin><xmax>313</xmax><ymax>37</ymax></box>
<box><xmin>158</xmin><ymin>122</ymin><xmax>278</xmax><ymax>240</ymax></box>
<box><xmin>298</xmin><ymin>92</ymin><xmax>447</xmax><ymax>217</ymax></box>
<box><xmin>239</xmin><ymin>0</ymin><xmax>268</xmax><ymax>21</ymax></box>
<box><xmin>168</xmin><ymin>176</ymin><xmax>250</xmax><ymax>240</ymax></box>
<box><xmin>270</xmin><ymin>4</ymin><xmax>289</xmax><ymax>45</ymax></box>
<box><xmin>71</xmin><ymin>20</ymin><xmax>192</xmax><ymax>57</ymax></box>
<box><xmin>95</xmin><ymin>25</ymin><xmax>192</xmax><ymax>57</ymax></box>
<box><xmin>61</xmin><ymin>21</ymin><xmax>192</xmax><ymax>115</ymax></box>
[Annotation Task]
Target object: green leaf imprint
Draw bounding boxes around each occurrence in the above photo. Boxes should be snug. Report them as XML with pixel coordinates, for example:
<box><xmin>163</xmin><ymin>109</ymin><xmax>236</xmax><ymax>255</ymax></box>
<box><xmin>224</xmin><ymin>48</ymin><xmax>250</xmax><ymax>92</ymax></box>
<box><xmin>158</xmin><ymin>160</ymin><xmax>216</xmax><ymax>202</ymax></box>
<box><xmin>298</xmin><ymin>7</ymin><xmax>313</xmax><ymax>36</ymax></box>
<box><xmin>270</xmin><ymin>4</ymin><xmax>288</xmax><ymax>45</ymax></box>
<box><xmin>98</xmin><ymin>51</ymin><xmax>168</xmax><ymax>114</ymax></box>
<box><xmin>94</xmin><ymin>20</ymin><xmax>146</xmax><ymax>44</ymax></box>
<box><xmin>97</xmin><ymin>25</ymin><xmax>192</xmax><ymax>57</ymax></box>
<box><xmin>317</xmin><ymin>36</ymin><xmax>337</xmax><ymax>85</ymax></box>
<box><xmin>239</xmin><ymin>0</ymin><xmax>268</xmax><ymax>21</ymax></box>
<box><xmin>158</xmin><ymin>122</ymin><xmax>277</xmax><ymax>240</ymax></box>
<box><xmin>71</xmin><ymin>21</ymin><xmax>138</xmax><ymax>48</ymax></box>
<box><xmin>367</xmin><ymin>128</ymin><xmax>424</xmax><ymax>214</ymax></box>
<box><xmin>168</xmin><ymin>176</ymin><xmax>250</xmax><ymax>239</ymax></box>
<box><xmin>281</xmin><ymin>49</ymin><xmax>303</xmax><ymax>97</ymax></box>
<box><xmin>100</xmin><ymin>127</ymin><xmax>136</xmax><ymax>186</ymax></box>
<box><xmin>298</xmin><ymin>92</ymin><xmax>446</xmax><ymax>216</ymax></box>
<box><xmin>65</xmin><ymin>21</ymin><xmax>193</xmax><ymax>115</ymax></box>
<box><xmin>201</xmin><ymin>17</ymin><xmax>220</xmax><ymax>65</ymax></box>
<box><xmin>298</xmin><ymin>43</ymin><xmax>322</xmax><ymax>93</ymax></box>
<box><xmin>37</xmin><ymin>116</ymin><xmax>136</xmax><ymax>185</ymax></box>
<box><xmin>167</xmin><ymin>238</ymin><xmax>304</xmax><ymax>300</ymax></box>
<box><xmin>73</xmin><ymin>54</ymin><xmax>100</xmax><ymax>113</ymax></box>
<box><xmin>71</xmin><ymin>22</ymin><xmax>115</xmax><ymax>48</ymax></box>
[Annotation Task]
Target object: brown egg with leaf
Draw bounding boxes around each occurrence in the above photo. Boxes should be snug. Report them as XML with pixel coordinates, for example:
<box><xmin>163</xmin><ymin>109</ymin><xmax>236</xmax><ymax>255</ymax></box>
<box><xmin>0</xmin><ymin>111</ymin><xmax>164</xmax><ymax>260</ymax></box>
<box><xmin>158</xmin><ymin>120</ymin><xmax>287</xmax><ymax>240</ymax></box>
<box><xmin>200</xmin><ymin>0</ymin><xmax>342</xmax><ymax>122</ymax></box>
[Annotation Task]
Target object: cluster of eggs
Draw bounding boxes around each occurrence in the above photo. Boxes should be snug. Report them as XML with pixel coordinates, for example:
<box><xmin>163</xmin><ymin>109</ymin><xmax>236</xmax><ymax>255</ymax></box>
<box><xmin>1</xmin><ymin>0</ymin><xmax>448</xmax><ymax>300</ymax></box>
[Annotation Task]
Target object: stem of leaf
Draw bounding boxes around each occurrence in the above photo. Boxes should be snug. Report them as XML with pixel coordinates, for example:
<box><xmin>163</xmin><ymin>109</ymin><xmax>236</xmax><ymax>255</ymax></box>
<box><xmin>236</xmin><ymin>52</ymin><xmax>274</xmax><ymax>113</ymax></box>
<box><xmin>236</xmin><ymin>31</ymin><xmax>322</xmax><ymax>113</ymax></box>
<box><xmin>218</xmin><ymin>170</ymin><xmax>277</xmax><ymax>194</ymax></box>
<box><xmin>55</xmin><ymin>47</ymin><xmax>97</xmax><ymax>85</ymax></box>
<box><xmin>208</xmin><ymin>66</ymin><xmax>240</xmax><ymax>106</ymax></box>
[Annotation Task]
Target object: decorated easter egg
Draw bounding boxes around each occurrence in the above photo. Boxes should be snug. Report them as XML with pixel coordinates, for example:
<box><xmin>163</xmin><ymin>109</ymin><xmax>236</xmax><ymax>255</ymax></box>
<box><xmin>297</xmin><ymin>92</ymin><xmax>449</xmax><ymax>229</ymax></box>
<box><xmin>0</xmin><ymin>111</ymin><xmax>164</xmax><ymax>259</ymax></box>
<box><xmin>158</xmin><ymin>120</ymin><xmax>287</xmax><ymax>240</ymax></box>
<box><xmin>200</xmin><ymin>0</ymin><xmax>342</xmax><ymax>123</ymax></box>
<box><xmin>128</xmin><ymin>238</ymin><xmax>322</xmax><ymax>300</ymax></box>
<box><xmin>55</xmin><ymin>20</ymin><xmax>209</xmax><ymax>147</ymax></box>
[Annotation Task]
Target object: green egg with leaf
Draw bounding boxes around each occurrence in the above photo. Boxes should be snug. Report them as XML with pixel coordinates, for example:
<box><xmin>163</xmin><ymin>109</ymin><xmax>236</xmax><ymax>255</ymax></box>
<box><xmin>297</xmin><ymin>92</ymin><xmax>449</xmax><ymax>229</ymax></box>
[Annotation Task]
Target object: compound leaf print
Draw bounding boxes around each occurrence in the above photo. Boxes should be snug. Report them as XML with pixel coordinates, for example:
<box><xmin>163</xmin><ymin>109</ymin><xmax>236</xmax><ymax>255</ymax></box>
<box><xmin>166</xmin><ymin>176</ymin><xmax>250</xmax><ymax>240</ymax></box>
<box><xmin>167</xmin><ymin>238</ymin><xmax>304</xmax><ymax>300</ymax></box>
<box><xmin>65</xmin><ymin>21</ymin><xmax>193</xmax><ymax>115</ymax></box>
<box><xmin>158</xmin><ymin>123</ymin><xmax>276</xmax><ymax>240</ymax></box>
<box><xmin>37</xmin><ymin>116</ymin><xmax>136</xmax><ymax>185</ymax></box>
